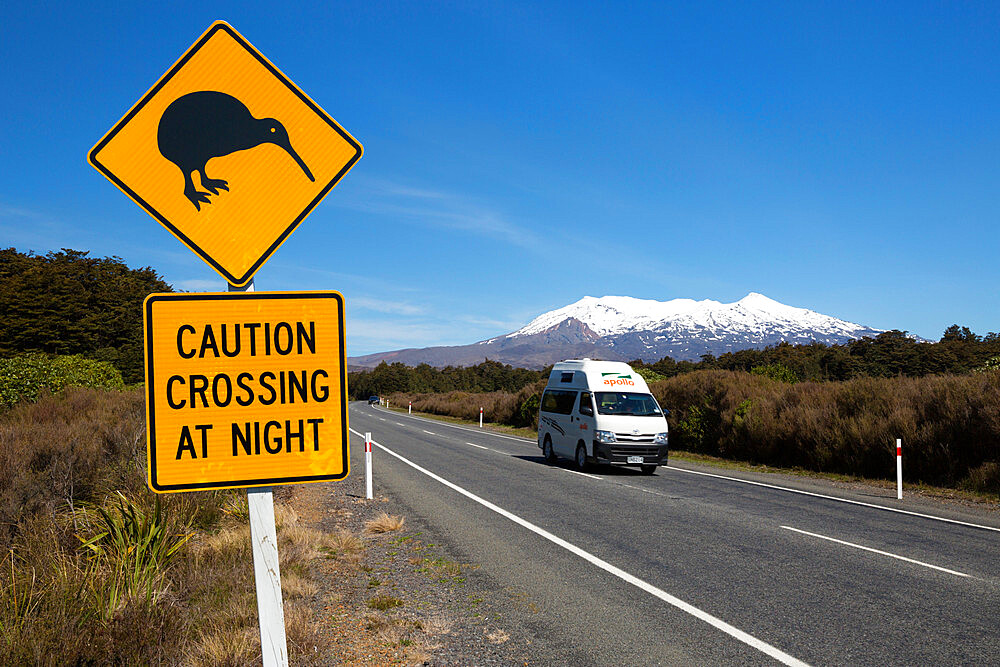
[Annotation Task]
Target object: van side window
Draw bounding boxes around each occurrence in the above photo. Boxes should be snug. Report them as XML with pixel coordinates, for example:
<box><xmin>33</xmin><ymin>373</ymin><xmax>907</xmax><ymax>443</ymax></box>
<box><xmin>560</xmin><ymin>372</ymin><xmax>574</xmax><ymax>383</ymax></box>
<box><xmin>541</xmin><ymin>389</ymin><xmax>577</xmax><ymax>415</ymax></box>
<box><xmin>578</xmin><ymin>392</ymin><xmax>593</xmax><ymax>416</ymax></box>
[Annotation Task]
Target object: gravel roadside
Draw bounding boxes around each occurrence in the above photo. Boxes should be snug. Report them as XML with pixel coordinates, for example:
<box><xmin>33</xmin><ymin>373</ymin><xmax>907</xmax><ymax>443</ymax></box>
<box><xmin>284</xmin><ymin>463</ymin><xmax>550</xmax><ymax>665</ymax></box>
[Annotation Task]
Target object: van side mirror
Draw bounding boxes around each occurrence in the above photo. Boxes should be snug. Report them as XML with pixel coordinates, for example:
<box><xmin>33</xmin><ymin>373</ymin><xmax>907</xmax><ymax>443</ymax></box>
<box><xmin>580</xmin><ymin>405</ymin><xmax>594</xmax><ymax>416</ymax></box>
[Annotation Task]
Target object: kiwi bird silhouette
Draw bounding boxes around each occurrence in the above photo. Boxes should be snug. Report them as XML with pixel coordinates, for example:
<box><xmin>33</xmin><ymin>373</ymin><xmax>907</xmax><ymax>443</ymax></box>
<box><xmin>157</xmin><ymin>91</ymin><xmax>315</xmax><ymax>210</ymax></box>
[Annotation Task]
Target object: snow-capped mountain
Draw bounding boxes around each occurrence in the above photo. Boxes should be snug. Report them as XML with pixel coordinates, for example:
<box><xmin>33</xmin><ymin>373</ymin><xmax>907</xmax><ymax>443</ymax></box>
<box><xmin>347</xmin><ymin>293</ymin><xmax>884</xmax><ymax>369</ymax></box>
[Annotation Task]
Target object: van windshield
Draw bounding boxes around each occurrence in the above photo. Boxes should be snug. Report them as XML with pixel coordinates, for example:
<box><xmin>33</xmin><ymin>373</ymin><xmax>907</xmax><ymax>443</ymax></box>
<box><xmin>595</xmin><ymin>392</ymin><xmax>663</xmax><ymax>417</ymax></box>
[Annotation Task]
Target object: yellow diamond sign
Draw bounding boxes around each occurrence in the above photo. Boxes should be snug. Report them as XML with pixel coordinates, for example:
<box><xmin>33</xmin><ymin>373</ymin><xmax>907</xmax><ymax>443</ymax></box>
<box><xmin>89</xmin><ymin>21</ymin><xmax>362</xmax><ymax>286</ymax></box>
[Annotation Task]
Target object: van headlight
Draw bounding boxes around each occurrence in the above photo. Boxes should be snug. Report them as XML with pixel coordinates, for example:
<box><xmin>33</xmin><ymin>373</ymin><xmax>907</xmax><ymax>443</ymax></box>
<box><xmin>595</xmin><ymin>430</ymin><xmax>616</xmax><ymax>444</ymax></box>
<box><xmin>654</xmin><ymin>432</ymin><xmax>669</xmax><ymax>445</ymax></box>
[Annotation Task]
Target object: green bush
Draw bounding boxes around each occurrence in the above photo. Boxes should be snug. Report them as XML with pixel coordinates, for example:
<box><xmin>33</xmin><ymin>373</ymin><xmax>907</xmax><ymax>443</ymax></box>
<box><xmin>0</xmin><ymin>353</ymin><xmax>124</xmax><ymax>407</ymax></box>
<box><xmin>750</xmin><ymin>363</ymin><xmax>799</xmax><ymax>383</ymax></box>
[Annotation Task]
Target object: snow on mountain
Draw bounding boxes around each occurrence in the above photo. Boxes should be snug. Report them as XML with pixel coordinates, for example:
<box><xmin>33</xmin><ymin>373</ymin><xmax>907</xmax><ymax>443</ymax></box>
<box><xmin>509</xmin><ymin>293</ymin><xmax>873</xmax><ymax>340</ymax></box>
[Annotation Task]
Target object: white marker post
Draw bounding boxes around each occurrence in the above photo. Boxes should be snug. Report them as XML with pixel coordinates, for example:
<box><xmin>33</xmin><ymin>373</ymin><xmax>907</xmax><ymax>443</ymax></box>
<box><xmin>232</xmin><ymin>279</ymin><xmax>288</xmax><ymax>667</ymax></box>
<box><xmin>365</xmin><ymin>431</ymin><xmax>373</xmax><ymax>500</ymax></box>
<box><xmin>408</xmin><ymin>401</ymin><xmax>412</xmax><ymax>414</ymax></box>
<box><xmin>479</xmin><ymin>407</ymin><xmax>483</xmax><ymax>428</ymax></box>
<box><xmin>896</xmin><ymin>438</ymin><xmax>903</xmax><ymax>500</ymax></box>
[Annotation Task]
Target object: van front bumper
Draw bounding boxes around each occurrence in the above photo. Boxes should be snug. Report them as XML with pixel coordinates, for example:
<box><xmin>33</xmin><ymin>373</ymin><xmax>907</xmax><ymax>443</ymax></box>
<box><xmin>592</xmin><ymin>441</ymin><xmax>669</xmax><ymax>466</ymax></box>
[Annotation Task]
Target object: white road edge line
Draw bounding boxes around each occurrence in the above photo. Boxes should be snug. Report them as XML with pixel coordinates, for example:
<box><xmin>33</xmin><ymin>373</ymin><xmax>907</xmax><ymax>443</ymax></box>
<box><xmin>667</xmin><ymin>466</ymin><xmax>1000</xmax><ymax>533</ymax></box>
<box><xmin>349</xmin><ymin>428</ymin><xmax>809</xmax><ymax>667</ymax></box>
<box><xmin>563</xmin><ymin>468</ymin><xmax>602</xmax><ymax>480</ymax></box>
<box><xmin>780</xmin><ymin>526</ymin><xmax>970</xmax><ymax>578</ymax></box>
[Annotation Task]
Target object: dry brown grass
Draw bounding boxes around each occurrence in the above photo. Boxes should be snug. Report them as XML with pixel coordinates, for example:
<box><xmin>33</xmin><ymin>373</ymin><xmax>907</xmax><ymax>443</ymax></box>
<box><xmin>0</xmin><ymin>387</ymin><xmax>147</xmax><ymax>551</ymax></box>
<box><xmin>327</xmin><ymin>528</ymin><xmax>364</xmax><ymax>561</ymax></box>
<box><xmin>0</xmin><ymin>389</ymin><xmax>348</xmax><ymax>665</ymax></box>
<box><xmin>486</xmin><ymin>627</ymin><xmax>510</xmax><ymax>644</ymax></box>
<box><xmin>282</xmin><ymin>570</ymin><xmax>320</xmax><ymax>599</ymax></box>
<box><xmin>365</xmin><ymin>512</ymin><xmax>406</xmax><ymax>534</ymax></box>
<box><xmin>183</xmin><ymin>627</ymin><xmax>258</xmax><ymax>667</ymax></box>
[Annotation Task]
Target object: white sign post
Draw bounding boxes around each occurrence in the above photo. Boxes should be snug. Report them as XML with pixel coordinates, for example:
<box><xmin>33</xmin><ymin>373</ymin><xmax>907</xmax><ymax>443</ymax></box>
<box><xmin>231</xmin><ymin>278</ymin><xmax>288</xmax><ymax>667</ymax></box>
<box><xmin>896</xmin><ymin>438</ymin><xmax>903</xmax><ymax>500</ymax></box>
<box><xmin>365</xmin><ymin>431</ymin><xmax>373</xmax><ymax>500</ymax></box>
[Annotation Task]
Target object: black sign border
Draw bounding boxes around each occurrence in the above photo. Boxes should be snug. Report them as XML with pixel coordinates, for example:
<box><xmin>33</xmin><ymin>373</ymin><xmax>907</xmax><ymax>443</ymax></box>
<box><xmin>90</xmin><ymin>21</ymin><xmax>363</xmax><ymax>287</ymax></box>
<box><xmin>144</xmin><ymin>291</ymin><xmax>349</xmax><ymax>492</ymax></box>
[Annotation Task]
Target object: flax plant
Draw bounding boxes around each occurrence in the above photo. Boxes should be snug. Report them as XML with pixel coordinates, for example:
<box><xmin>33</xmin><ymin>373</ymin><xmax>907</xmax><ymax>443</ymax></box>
<box><xmin>77</xmin><ymin>491</ymin><xmax>192</xmax><ymax>618</ymax></box>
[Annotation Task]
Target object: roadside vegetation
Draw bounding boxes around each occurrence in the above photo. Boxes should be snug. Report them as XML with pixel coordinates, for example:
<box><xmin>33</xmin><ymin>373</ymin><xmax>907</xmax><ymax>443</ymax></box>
<box><xmin>379</xmin><ymin>360</ymin><xmax>1000</xmax><ymax>497</ymax></box>
<box><xmin>0</xmin><ymin>387</ymin><xmax>342</xmax><ymax>664</ymax></box>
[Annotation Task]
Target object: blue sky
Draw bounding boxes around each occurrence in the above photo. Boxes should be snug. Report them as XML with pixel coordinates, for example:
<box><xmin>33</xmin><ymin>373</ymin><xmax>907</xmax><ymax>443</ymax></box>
<box><xmin>3</xmin><ymin>1</ymin><xmax>998</xmax><ymax>356</ymax></box>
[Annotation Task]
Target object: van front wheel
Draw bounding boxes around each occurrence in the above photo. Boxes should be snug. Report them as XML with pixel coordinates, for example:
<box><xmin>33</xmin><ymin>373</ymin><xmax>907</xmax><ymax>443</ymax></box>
<box><xmin>575</xmin><ymin>444</ymin><xmax>589</xmax><ymax>472</ymax></box>
<box><xmin>542</xmin><ymin>436</ymin><xmax>556</xmax><ymax>464</ymax></box>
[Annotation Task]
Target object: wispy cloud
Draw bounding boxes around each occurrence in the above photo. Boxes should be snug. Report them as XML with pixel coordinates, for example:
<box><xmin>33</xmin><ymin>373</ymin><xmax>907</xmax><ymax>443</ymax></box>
<box><xmin>346</xmin><ymin>318</ymin><xmax>471</xmax><ymax>352</ymax></box>
<box><xmin>336</xmin><ymin>178</ymin><xmax>542</xmax><ymax>251</ymax></box>
<box><xmin>0</xmin><ymin>204</ymin><xmax>48</xmax><ymax>220</ymax></box>
<box><xmin>351</xmin><ymin>297</ymin><xmax>425</xmax><ymax>316</ymax></box>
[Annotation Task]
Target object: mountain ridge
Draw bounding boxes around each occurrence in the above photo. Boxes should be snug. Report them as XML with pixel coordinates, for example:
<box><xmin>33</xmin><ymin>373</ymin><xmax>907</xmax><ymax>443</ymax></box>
<box><xmin>348</xmin><ymin>293</ymin><xmax>885</xmax><ymax>369</ymax></box>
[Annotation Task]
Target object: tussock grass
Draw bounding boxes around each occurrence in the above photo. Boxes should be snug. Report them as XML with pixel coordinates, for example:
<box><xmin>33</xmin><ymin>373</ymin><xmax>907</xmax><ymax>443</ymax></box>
<box><xmin>365</xmin><ymin>512</ymin><xmax>406</xmax><ymax>534</ymax></box>
<box><xmin>282</xmin><ymin>570</ymin><xmax>320</xmax><ymax>599</ymax></box>
<box><xmin>183</xmin><ymin>626</ymin><xmax>257</xmax><ymax>667</ymax></box>
<box><xmin>0</xmin><ymin>388</ymin><xmax>345</xmax><ymax>664</ymax></box>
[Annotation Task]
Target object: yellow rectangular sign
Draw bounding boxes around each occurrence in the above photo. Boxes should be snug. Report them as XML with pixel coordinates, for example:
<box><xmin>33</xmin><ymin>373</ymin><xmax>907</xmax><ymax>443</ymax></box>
<box><xmin>143</xmin><ymin>291</ymin><xmax>349</xmax><ymax>492</ymax></box>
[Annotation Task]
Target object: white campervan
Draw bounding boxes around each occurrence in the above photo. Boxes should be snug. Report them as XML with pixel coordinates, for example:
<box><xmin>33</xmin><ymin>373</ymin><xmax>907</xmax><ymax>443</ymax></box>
<box><xmin>537</xmin><ymin>359</ymin><xmax>669</xmax><ymax>474</ymax></box>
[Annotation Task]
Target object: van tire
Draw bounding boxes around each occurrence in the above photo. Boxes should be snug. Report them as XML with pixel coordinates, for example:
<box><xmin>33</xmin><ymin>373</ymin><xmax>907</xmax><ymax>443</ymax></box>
<box><xmin>640</xmin><ymin>465</ymin><xmax>656</xmax><ymax>475</ymax></box>
<box><xmin>575</xmin><ymin>443</ymin><xmax>589</xmax><ymax>471</ymax></box>
<box><xmin>542</xmin><ymin>436</ymin><xmax>556</xmax><ymax>464</ymax></box>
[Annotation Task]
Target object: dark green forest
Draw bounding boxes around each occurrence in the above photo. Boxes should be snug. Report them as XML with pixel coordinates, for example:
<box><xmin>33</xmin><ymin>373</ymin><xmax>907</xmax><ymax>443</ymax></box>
<box><xmin>0</xmin><ymin>248</ymin><xmax>172</xmax><ymax>383</ymax></box>
<box><xmin>642</xmin><ymin>327</ymin><xmax>1000</xmax><ymax>382</ymax></box>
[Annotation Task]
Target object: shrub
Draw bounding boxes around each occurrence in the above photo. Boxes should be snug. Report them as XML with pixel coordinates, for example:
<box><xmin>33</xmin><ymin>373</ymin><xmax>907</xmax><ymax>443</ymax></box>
<box><xmin>750</xmin><ymin>363</ymin><xmax>799</xmax><ymax>383</ymax></box>
<box><xmin>0</xmin><ymin>386</ymin><xmax>145</xmax><ymax>551</ymax></box>
<box><xmin>652</xmin><ymin>370</ymin><xmax>1000</xmax><ymax>489</ymax></box>
<box><xmin>0</xmin><ymin>352</ymin><xmax>124</xmax><ymax>408</ymax></box>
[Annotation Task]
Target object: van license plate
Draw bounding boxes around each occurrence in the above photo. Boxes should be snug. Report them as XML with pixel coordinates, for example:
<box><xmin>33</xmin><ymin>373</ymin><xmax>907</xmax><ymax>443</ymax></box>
<box><xmin>627</xmin><ymin>456</ymin><xmax>644</xmax><ymax>464</ymax></box>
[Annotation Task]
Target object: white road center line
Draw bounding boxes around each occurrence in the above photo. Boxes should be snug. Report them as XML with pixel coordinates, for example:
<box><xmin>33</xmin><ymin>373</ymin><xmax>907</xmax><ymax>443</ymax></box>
<box><xmin>422</xmin><ymin>430</ymin><xmax>435</xmax><ymax>435</ymax></box>
<box><xmin>667</xmin><ymin>466</ymin><xmax>1000</xmax><ymax>533</ymax></box>
<box><xmin>466</xmin><ymin>442</ymin><xmax>489</xmax><ymax>450</ymax></box>
<box><xmin>781</xmin><ymin>526</ymin><xmax>970</xmax><ymax>578</ymax></box>
<box><xmin>349</xmin><ymin>428</ymin><xmax>809</xmax><ymax>667</ymax></box>
<box><xmin>389</xmin><ymin>407</ymin><xmax>532</xmax><ymax>444</ymax></box>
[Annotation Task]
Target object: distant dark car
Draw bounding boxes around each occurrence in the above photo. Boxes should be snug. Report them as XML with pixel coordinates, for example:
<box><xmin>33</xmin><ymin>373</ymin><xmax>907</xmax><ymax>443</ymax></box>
<box><xmin>368</xmin><ymin>396</ymin><xmax>379</xmax><ymax>406</ymax></box>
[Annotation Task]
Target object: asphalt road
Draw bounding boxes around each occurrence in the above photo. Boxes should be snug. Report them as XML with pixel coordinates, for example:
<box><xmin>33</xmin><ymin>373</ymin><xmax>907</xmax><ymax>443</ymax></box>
<box><xmin>347</xmin><ymin>403</ymin><xmax>1000</xmax><ymax>666</ymax></box>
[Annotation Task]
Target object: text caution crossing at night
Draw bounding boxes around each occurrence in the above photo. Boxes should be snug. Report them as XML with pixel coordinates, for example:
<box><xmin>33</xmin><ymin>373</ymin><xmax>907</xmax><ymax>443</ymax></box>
<box><xmin>143</xmin><ymin>291</ymin><xmax>349</xmax><ymax>492</ymax></box>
